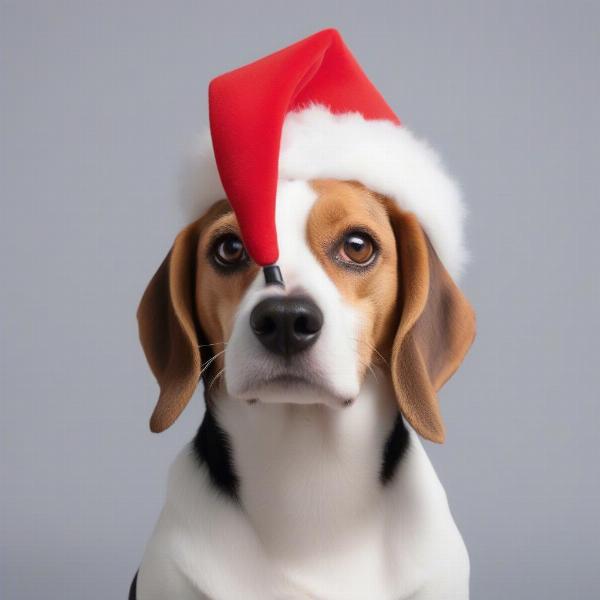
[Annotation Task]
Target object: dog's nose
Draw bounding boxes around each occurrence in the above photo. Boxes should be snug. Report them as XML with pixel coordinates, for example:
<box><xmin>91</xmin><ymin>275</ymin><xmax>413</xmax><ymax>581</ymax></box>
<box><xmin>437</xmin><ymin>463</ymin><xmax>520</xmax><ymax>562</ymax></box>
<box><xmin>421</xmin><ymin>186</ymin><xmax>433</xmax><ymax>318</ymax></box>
<box><xmin>250</xmin><ymin>296</ymin><xmax>323</xmax><ymax>356</ymax></box>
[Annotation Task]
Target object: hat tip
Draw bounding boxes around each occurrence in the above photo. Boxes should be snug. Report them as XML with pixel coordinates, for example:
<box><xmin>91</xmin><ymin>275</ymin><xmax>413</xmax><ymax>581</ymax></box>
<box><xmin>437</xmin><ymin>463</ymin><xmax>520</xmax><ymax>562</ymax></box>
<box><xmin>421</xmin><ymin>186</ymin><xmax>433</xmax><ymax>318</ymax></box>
<box><xmin>263</xmin><ymin>265</ymin><xmax>284</xmax><ymax>287</ymax></box>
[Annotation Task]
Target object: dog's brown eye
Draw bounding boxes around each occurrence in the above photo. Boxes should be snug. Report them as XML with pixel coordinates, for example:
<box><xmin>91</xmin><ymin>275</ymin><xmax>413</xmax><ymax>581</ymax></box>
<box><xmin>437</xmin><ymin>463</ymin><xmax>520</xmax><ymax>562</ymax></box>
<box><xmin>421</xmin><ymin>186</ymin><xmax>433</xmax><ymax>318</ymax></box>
<box><xmin>340</xmin><ymin>232</ymin><xmax>376</xmax><ymax>265</ymax></box>
<box><xmin>214</xmin><ymin>234</ymin><xmax>247</xmax><ymax>267</ymax></box>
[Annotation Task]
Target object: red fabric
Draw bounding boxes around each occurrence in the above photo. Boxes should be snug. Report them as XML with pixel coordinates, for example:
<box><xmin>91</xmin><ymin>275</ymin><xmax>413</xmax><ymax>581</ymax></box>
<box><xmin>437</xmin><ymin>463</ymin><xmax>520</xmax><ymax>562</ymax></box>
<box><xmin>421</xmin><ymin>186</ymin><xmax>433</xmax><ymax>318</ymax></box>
<box><xmin>209</xmin><ymin>29</ymin><xmax>399</xmax><ymax>266</ymax></box>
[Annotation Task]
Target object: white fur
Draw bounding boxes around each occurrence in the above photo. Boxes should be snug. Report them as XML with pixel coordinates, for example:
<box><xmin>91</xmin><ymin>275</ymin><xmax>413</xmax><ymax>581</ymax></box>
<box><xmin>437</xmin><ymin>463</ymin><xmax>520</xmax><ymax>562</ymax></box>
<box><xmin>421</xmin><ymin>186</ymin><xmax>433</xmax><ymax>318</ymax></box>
<box><xmin>137</xmin><ymin>182</ymin><xmax>470</xmax><ymax>599</ymax></box>
<box><xmin>138</xmin><ymin>387</ymin><xmax>469</xmax><ymax>600</ymax></box>
<box><xmin>225</xmin><ymin>180</ymin><xmax>360</xmax><ymax>405</ymax></box>
<box><xmin>182</xmin><ymin>105</ymin><xmax>467</xmax><ymax>278</ymax></box>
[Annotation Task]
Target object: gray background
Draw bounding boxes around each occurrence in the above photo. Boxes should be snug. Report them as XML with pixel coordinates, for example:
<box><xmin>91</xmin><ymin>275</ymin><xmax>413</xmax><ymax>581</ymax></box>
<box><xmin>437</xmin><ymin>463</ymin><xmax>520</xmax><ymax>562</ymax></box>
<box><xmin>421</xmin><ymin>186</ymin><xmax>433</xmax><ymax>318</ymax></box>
<box><xmin>2</xmin><ymin>1</ymin><xmax>599</xmax><ymax>598</ymax></box>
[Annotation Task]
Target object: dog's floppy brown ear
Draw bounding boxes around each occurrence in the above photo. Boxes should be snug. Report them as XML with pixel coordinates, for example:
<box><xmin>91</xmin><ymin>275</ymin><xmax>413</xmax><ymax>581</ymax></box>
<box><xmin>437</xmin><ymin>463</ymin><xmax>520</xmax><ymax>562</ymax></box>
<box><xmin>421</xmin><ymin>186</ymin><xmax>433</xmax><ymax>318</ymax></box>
<box><xmin>389</xmin><ymin>208</ymin><xmax>476</xmax><ymax>443</ymax></box>
<box><xmin>137</xmin><ymin>222</ymin><xmax>202</xmax><ymax>433</ymax></box>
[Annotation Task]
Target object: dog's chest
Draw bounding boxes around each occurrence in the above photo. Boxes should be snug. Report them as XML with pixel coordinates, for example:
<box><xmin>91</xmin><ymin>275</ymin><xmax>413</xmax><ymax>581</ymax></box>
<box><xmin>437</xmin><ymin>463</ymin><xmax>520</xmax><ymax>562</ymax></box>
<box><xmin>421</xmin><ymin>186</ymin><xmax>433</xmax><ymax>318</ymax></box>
<box><xmin>148</xmin><ymin>385</ymin><xmax>468</xmax><ymax>599</ymax></box>
<box><xmin>214</xmin><ymin>385</ymin><xmax>434</xmax><ymax>599</ymax></box>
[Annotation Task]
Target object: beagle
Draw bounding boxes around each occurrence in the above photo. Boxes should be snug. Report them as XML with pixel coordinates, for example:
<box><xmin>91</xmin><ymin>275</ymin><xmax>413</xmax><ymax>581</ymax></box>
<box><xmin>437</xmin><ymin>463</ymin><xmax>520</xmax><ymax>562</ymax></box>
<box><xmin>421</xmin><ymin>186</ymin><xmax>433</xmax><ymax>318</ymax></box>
<box><xmin>130</xmin><ymin>178</ymin><xmax>476</xmax><ymax>599</ymax></box>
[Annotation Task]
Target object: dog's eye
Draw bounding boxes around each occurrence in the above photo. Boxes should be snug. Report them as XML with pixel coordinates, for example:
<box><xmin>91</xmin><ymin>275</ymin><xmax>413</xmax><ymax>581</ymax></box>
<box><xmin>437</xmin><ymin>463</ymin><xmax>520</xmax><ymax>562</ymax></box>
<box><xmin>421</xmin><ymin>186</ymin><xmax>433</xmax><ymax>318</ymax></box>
<box><xmin>214</xmin><ymin>234</ymin><xmax>247</xmax><ymax>267</ymax></box>
<box><xmin>339</xmin><ymin>231</ymin><xmax>376</xmax><ymax>266</ymax></box>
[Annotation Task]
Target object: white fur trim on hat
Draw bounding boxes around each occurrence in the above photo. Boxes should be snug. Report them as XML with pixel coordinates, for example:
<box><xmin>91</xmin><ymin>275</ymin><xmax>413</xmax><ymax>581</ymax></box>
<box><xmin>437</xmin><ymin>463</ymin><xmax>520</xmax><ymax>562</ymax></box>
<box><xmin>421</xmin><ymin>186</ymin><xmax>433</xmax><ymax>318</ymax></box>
<box><xmin>182</xmin><ymin>104</ymin><xmax>467</xmax><ymax>278</ymax></box>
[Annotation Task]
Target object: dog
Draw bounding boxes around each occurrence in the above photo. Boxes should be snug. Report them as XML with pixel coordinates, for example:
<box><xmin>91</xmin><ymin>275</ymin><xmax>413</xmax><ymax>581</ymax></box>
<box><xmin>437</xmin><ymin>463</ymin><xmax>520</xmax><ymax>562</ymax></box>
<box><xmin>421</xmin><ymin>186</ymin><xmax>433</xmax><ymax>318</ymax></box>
<box><xmin>130</xmin><ymin>174</ymin><xmax>476</xmax><ymax>599</ymax></box>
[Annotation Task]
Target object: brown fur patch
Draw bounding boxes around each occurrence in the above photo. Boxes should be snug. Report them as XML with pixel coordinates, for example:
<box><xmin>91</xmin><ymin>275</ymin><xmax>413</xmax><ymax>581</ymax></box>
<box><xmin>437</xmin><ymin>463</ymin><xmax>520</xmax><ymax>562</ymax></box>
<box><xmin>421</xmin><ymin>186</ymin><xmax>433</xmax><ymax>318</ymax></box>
<box><xmin>307</xmin><ymin>180</ymin><xmax>400</xmax><ymax>378</ymax></box>
<box><xmin>195</xmin><ymin>203</ymin><xmax>260</xmax><ymax>381</ymax></box>
<box><xmin>137</xmin><ymin>199</ymin><xmax>258</xmax><ymax>431</ymax></box>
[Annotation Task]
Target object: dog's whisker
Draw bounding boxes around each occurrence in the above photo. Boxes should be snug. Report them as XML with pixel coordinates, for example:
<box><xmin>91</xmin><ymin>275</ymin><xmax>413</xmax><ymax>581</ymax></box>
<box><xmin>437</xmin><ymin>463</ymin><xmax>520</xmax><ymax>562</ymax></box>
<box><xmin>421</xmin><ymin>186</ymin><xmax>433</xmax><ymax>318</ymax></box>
<box><xmin>351</xmin><ymin>337</ymin><xmax>389</xmax><ymax>367</ymax></box>
<box><xmin>369</xmin><ymin>346</ymin><xmax>389</xmax><ymax>367</ymax></box>
<box><xmin>199</xmin><ymin>350</ymin><xmax>227</xmax><ymax>378</ymax></box>
<box><xmin>208</xmin><ymin>368</ymin><xmax>226</xmax><ymax>390</ymax></box>
<box><xmin>358</xmin><ymin>338</ymin><xmax>386</xmax><ymax>362</ymax></box>
<box><xmin>357</xmin><ymin>357</ymin><xmax>380</xmax><ymax>383</ymax></box>
<box><xmin>358</xmin><ymin>356</ymin><xmax>379</xmax><ymax>379</ymax></box>
<box><xmin>198</xmin><ymin>341</ymin><xmax>227</xmax><ymax>349</ymax></box>
<box><xmin>366</xmin><ymin>364</ymin><xmax>379</xmax><ymax>383</ymax></box>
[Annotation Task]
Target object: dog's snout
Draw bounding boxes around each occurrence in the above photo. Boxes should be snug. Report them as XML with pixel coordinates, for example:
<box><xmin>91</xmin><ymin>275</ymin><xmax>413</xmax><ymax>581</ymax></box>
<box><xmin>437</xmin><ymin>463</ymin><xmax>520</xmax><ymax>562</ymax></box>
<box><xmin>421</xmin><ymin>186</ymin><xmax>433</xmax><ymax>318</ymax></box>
<box><xmin>250</xmin><ymin>296</ymin><xmax>323</xmax><ymax>357</ymax></box>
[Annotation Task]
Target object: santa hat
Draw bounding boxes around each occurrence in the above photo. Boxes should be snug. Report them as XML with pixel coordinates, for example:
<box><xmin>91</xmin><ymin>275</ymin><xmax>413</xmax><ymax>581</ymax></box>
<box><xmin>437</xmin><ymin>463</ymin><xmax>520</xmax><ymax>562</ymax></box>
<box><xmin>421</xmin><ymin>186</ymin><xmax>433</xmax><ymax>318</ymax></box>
<box><xmin>185</xmin><ymin>29</ymin><xmax>466</xmax><ymax>281</ymax></box>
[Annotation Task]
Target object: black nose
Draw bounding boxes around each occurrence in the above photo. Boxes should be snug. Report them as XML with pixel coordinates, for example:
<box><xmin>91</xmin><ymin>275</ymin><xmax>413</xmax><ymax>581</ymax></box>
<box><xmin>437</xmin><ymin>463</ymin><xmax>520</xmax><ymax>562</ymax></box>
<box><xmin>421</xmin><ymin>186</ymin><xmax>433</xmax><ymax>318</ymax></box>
<box><xmin>250</xmin><ymin>296</ymin><xmax>323</xmax><ymax>357</ymax></box>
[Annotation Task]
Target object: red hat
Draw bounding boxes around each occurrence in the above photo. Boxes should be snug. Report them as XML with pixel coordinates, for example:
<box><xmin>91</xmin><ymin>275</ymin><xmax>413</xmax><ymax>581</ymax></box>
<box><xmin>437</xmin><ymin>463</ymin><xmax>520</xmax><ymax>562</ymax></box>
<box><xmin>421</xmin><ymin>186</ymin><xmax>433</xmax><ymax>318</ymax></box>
<box><xmin>187</xmin><ymin>29</ymin><xmax>466</xmax><ymax>281</ymax></box>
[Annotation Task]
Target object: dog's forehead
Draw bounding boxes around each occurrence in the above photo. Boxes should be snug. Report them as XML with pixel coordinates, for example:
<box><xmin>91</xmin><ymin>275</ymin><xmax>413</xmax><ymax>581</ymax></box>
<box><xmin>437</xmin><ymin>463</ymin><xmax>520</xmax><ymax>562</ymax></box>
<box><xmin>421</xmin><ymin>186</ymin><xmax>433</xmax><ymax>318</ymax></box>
<box><xmin>202</xmin><ymin>181</ymin><xmax>387</xmax><ymax>250</ymax></box>
<box><xmin>267</xmin><ymin>179</ymin><xmax>393</xmax><ymax>297</ymax></box>
<box><xmin>272</xmin><ymin>180</ymin><xmax>320</xmax><ymax>273</ymax></box>
<box><xmin>309</xmin><ymin>179</ymin><xmax>389</xmax><ymax>225</ymax></box>
<box><xmin>275</xmin><ymin>179</ymin><xmax>389</xmax><ymax>249</ymax></box>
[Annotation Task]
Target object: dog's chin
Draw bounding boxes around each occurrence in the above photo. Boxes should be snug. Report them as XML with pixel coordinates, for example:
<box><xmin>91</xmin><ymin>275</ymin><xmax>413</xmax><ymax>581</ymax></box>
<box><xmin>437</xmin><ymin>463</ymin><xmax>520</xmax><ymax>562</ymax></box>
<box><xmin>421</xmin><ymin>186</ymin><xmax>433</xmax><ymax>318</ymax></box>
<box><xmin>233</xmin><ymin>375</ymin><xmax>354</xmax><ymax>408</ymax></box>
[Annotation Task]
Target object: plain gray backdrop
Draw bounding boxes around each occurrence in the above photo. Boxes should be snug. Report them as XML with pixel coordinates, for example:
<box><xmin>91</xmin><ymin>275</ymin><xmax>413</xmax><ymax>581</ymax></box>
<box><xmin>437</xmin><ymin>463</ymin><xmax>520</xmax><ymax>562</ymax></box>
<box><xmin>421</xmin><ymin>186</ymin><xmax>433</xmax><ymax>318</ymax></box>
<box><xmin>2</xmin><ymin>1</ymin><xmax>599</xmax><ymax>598</ymax></box>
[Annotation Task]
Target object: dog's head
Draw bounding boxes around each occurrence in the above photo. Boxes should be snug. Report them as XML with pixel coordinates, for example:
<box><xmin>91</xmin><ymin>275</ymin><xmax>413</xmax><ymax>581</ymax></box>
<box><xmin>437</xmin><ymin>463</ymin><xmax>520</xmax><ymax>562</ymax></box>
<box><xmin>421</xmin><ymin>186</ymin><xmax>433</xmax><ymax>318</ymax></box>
<box><xmin>137</xmin><ymin>179</ymin><xmax>475</xmax><ymax>443</ymax></box>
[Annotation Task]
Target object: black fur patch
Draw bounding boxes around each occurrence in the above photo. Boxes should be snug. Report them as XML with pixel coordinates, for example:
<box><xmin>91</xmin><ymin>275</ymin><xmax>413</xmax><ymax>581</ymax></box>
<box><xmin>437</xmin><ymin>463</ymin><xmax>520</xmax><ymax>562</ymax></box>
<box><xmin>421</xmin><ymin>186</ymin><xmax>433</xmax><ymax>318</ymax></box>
<box><xmin>192</xmin><ymin>407</ymin><xmax>239</xmax><ymax>500</ymax></box>
<box><xmin>380</xmin><ymin>413</ymin><xmax>410</xmax><ymax>485</ymax></box>
<box><xmin>128</xmin><ymin>571</ymin><xmax>137</xmax><ymax>600</ymax></box>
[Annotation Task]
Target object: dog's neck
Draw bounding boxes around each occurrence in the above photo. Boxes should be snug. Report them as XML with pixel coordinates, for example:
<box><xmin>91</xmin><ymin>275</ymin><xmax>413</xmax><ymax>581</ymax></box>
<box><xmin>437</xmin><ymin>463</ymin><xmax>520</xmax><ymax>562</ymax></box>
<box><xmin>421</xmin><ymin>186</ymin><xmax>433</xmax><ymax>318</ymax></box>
<box><xmin>194</xmin><ymin>372</ymin><xmax>408</xmax><ymax>558</ymax></box>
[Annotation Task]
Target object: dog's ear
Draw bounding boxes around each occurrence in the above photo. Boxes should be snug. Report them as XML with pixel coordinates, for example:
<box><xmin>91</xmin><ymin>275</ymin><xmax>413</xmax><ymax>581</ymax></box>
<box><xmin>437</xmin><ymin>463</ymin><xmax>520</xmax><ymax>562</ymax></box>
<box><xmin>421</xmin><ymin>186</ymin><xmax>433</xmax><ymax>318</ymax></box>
<box><xmin>137</xmin><ymin>221</ymin><xmax>202</xmax><ymax>433</ymax></box>
<box><xmin>388</xmin><ymin>207</ymin><xmax>476</xmax><ymax>443</ymax></box>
